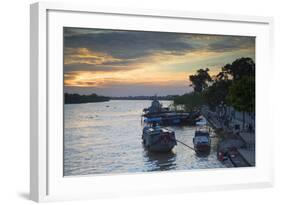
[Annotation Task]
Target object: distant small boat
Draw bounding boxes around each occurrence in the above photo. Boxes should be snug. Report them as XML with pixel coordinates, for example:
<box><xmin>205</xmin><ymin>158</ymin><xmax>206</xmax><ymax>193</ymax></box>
<box><xmin>193</xmin><ymin>118</ymin><xmax>211</xmax><ymax>154</ymax></box>
<box><xmin>142</xmin><ymin>117</ymin><xmax>177</xmax><ymax>152</ymax></box>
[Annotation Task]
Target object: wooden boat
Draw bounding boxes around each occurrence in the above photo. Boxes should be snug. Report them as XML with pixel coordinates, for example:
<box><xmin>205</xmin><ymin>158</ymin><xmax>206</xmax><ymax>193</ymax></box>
<box><xmin>142</xmin><ymin>98</ymin><xmax>200</xmax><ymax>125</ymax></box>
<box><xmin>142</xmin><ymin>118</ymin><xmax>177</xmax><ymax>152</ymax></box>
<box><xmin>193</xmin><ymin>118</ymin><xmax>211</xmax><ymax>154</ymax></box>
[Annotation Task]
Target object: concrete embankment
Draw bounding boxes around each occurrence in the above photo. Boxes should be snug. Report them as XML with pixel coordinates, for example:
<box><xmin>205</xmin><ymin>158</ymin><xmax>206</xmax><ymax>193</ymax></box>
<box><xmin>202</xmin><ymin>109</ymin><xmax>223</xmax><ymax>131</ymax></box>
<box><xmin>237</xmin><ymin>132</ymin><xmax>255</xmax><ymax>166</ymax></box>
<box><xmin>202</xmin><ymin>108</ymin><xmax>255</xmax><ymax>167</ymax></box>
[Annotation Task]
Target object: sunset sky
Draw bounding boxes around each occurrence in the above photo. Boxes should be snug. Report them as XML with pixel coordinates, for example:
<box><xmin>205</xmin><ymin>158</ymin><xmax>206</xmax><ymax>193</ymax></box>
<box><xmin>64</xmin><ymin>27</ymin><xmax>255</xmax><ymax>97</ymax></box>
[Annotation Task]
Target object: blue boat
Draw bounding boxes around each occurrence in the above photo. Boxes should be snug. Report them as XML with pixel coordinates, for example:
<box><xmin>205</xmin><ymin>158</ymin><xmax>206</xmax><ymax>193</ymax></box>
<box><xmin>193</xmin><ymin>119</ymin><xmax>211</xmax><ymax>154</ymax></box>
<box><xmin>142</xmin><ymin>98</ymin><xmax>200</xmax><ymax>125</ymax></box>
<box><xmin>142</xmin><ymin>117</ymin><xmax>177</xmax><ymax>152</ymax></box>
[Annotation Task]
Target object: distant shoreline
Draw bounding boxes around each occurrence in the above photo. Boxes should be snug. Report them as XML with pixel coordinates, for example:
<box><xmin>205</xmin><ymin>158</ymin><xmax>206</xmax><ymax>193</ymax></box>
<box><xmin>64</xmin><ymin>99</ymin><xmax>174</xmax><ymax>105</ymax></box>
<box><xmin>64</xmin><ymin>93</ymin><xmax>110</xmax><ymax>104</ymax></box>
<box><xmin>64</xmin><ymin>93</ymin><xmax>179</xmax><ymax>104</ymax></box>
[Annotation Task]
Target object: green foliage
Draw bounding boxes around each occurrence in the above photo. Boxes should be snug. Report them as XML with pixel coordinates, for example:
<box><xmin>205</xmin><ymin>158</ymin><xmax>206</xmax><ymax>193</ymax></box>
<box><xmin>204</xmin><ymin>80</ymin><xmax>232</xmax><ymax>110</ymax></box>
<box><xmin>222</xmin><ymin>57</ymin><xmax>255</xmax><ymax>81</ymax></box>
<box><xmin>226</xmin><ymin>76</ymin><xmax>255</xmax><ymax>113</ymax></box>
<box><xmin>175</xmin><ymin>57</ymin><xmax>255</xmax><ymax>114</ymax></box>
<box><xmin>204</xmin><ymin>57</ymin><xmax>255</xmax><ymax>110</ymax></box>
<box><xmin>173</xmin><ymin>92</ymin><xmax>206</xmax><ymax>112</ymax></box>
<box><xmin>189</xmin><ymin>68</ymin><xmax>212</xmax><ymax>92</ymax></box>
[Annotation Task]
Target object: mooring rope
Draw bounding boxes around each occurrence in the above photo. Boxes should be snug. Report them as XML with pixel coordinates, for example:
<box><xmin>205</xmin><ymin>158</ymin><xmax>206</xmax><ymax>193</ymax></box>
<box><xmin>148</xmin><ymin>138</ymin><xmax>195</xmax><ymax>151</ymax></box>
<box><xmin>175</xmin><ymin>139</ymin><xmax>195</xmax><ymax>151</ymax></box>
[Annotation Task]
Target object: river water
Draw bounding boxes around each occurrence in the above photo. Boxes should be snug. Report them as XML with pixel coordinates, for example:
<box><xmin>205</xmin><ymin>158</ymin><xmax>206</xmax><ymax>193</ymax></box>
<box><xmin>64</xmin><ymin>100</ymin><xmax>225</xmax><ymax>176</ymax></box>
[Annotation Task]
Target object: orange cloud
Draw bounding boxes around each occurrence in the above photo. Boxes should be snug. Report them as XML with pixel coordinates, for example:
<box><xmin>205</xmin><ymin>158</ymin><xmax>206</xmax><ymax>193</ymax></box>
<box><xmin>64</xmin><ymin>47</ymin><xmax>122</xmax><ymax>65</ymax></box>
<box><xmin>64</xmin><ymin>46</ymin><xmax>254</xmax><ymax>88</ymax></box>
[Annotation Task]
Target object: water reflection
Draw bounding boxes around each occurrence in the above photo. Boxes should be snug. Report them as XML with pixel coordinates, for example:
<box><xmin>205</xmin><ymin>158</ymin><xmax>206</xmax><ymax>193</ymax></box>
<box><xmin>64</xmin><ymin>100</ymin><xmax>226</xmax><ymax>176</ymax></box>
<box><xmin>195</xmin><ymin>152</ymin><xmax>211</xmax><ymax>158</ymax></box>
<box><xmin>143</xmin><ymin>147</ymin><xmax>177</xmax><ymax>171</ymax></box>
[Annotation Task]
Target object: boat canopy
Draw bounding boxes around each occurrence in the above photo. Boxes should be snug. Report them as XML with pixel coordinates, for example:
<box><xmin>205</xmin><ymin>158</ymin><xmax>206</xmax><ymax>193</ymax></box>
<box><xmin>194</xmin><ymin>135</ymin><xmax>210</xmax><ymax>144</ymax></box>
<box><xmin>196</xmin><ymin>119</ymin><xmax>207</xmax><ymax>126</ymax></box>
<box><xmin>144</xmin><ymin>117</ymin><xmax>161</xmax><ymax>123</ymax></box>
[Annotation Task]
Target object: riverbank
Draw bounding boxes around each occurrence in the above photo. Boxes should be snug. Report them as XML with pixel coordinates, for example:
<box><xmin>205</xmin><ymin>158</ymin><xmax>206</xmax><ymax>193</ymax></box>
<box><xmin>202</xmin><ymin>107</ymin><xmax>255</xmax><ymax>167</ymax></box>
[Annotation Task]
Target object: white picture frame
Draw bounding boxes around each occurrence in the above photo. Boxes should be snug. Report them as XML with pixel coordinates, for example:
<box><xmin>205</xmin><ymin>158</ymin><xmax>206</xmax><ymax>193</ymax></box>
<box><xmin>30</xmin><ymin>2</ymin><xmax>274</xmax><ymax>202</ymax></box>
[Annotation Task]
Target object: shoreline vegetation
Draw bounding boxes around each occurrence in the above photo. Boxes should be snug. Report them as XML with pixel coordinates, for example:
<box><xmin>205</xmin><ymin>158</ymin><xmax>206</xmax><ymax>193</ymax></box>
<box><xmin>64</xmin><ymin>93</ymin><xmax>110</xmax><ymax>104</ymax></box>
<box><xmin>173</xmin><ymin>57</ymin><xmax>255</xmax><ymax>125</ymax></box>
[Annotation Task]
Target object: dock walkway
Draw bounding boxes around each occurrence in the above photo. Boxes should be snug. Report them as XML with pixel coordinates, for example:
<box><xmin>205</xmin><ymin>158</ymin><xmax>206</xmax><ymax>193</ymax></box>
<box><xmin>201</xmin><ymin>107</ymin><xmax>255</xmax><ymax>167</ymax></box>
<box><xmin>237</xmin><ymin>132</ymin><xmax>255</xmax><ymax>166</ymax></box>
<box><xmin>239</xmin><ymin>132</ymin><xmax>255</xmax><ymax>148</ymax></box>
<box><xmin>201</xmin><ymin>109</ymin><xmax>223</xmax><ymax>130</ymax></box>
<box><xmin>237</xmin><ymin>149</ymin><xmax>255</xmax><ymax>166</ymax></box>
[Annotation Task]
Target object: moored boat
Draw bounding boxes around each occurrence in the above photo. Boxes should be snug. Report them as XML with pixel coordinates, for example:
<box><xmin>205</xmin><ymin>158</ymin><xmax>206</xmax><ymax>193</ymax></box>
<box><xmin>142</xmin><ymin>98</ymin><xmax>200</xmax><ymax>126</ymax></box>
<box><xmin>193</xmin><ymin>118</ymin><xmax>211</xmax><ymax>154</ymax></box>
<box><xmin>142</xmin><ymin>118</ymin><xmax>177</xmax><ymax>152</ymax></box>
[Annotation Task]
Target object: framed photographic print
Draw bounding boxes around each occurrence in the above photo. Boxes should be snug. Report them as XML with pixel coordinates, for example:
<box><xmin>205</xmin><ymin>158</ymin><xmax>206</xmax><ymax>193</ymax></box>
<box><xmin>30</xmin><ymin>2</ymin><xmax>274</xmax><ymax>202</ymax></box>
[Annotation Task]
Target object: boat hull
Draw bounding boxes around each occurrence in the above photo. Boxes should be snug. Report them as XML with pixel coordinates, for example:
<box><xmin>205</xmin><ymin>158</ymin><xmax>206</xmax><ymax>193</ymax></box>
<box><xmin>143</xmin><ymin>111</ymin><xmax>201</xmax><ymax>126</ymax></box>
<box><xmin>193</xmin><ymin>129</ymin><xmax>211</xmax><ymax>155</ymax></box>
<box><xmin>194</xmin><ymin>144</ymin><xmax>211</xmax><ymax>154</ymax></box>
<box><xmin>142</xmin><ymin>128</ymin><xmax>177</xmax><ymax>153</ymax></box>
<box><xmin>146</xmin><ymin>143</ymin><xmax>175</xmax><ymax>153</ymax></box>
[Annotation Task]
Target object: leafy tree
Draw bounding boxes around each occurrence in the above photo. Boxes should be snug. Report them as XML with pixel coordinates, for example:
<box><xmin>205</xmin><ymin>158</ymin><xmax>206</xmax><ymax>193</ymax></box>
<box><xmin>175</xmin><ymin>57</ymin><xmax>255</xmax><ymax>120</ymax></box>
<box><xmin>222</xmin><ymin>57</ymin><xmax>255</xmax><ymax>81</ymax></box>
<box><xmin>204</xmin><ymin>57</ymin><xmax>255</xmax><ymax>109</ymax></box>
<box><xmin>215</xmin><ymin>70</ymin><xmax>230</xmax><ymax>81</ymax></box>
<box><xmin>174</xmin><ymin>92</ymin><xmax>205</xmax><ymax>112</ymax></box>
<box><xmin>189</xmin><ymin>68</ymin><xmax>212</xmax><ymax>92</ymax></box>
<box><xmin>226</xmin><ymin>76</ymin><xmax>255</xmax><ymax>129</ymax></box>
<box><xmin>204</xmin><ymin>80</ymin><xmax>232</xmax><ymax>110</ymax></box>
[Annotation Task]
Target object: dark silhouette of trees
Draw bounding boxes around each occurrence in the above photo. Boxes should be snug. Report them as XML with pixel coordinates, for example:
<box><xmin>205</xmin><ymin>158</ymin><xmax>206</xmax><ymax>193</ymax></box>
<box><xmin>189</xmin><ymin>68</ymin><xmax>212</xmax><ymax>92</ymax></box>
<box><xmin>64</xmin><ymin>93</ymin><xmax>110</xmax><ymax>104</ymax></box>
<box><xmin>222</xmin><ymin>57</ymin><xmax>255</xmax><ymax>81</ymax></box>
<box><xmin>226</xmin><ymin>76</ymin><xmax>255</xmax><ymax>129</ymax></box>
<box><xmin>205</xmin><ymin>57</ymin><xmax>255</xmax><ymax>110</ymax></box>
<box><xmin>174</xmin><ymin>57</ymin><xmax>255</xmax><ymax>118</ymax></box>
<box><xmin>204</xmin><ymin>79</ymin><xmax>232</xmax><ymax>110</ymax></box>
<box><xmin>174</xmin><ymin>92</ymin><xmax>205</xmax><ymax>112</ymax></box>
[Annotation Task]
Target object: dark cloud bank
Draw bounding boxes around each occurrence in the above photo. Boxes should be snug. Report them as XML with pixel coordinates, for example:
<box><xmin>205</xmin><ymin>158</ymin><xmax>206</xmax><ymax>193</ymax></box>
<box><xmin>64</xmin><ymin>27</ymin><xmax>255</xmax><ymax>73</ymax></box>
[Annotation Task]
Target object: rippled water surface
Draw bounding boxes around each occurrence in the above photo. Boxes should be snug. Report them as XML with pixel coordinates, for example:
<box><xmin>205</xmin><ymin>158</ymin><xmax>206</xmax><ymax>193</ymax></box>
<box><xmin>64</xmin><ymin>100</ymin><xmax>225</xmax><ymax>176</ymax></box>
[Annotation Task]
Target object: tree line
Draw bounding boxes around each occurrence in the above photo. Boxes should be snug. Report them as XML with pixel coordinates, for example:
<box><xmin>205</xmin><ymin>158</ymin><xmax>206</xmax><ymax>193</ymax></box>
<box><xmin>174</xmin><ymin>57</ymin><xmax>255</xmax><ymax>127</ymax></box>
<box><xmin>64</xmin><ymin>93</ymin><xmax>110</xmax><ymax>104</ymax></box>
